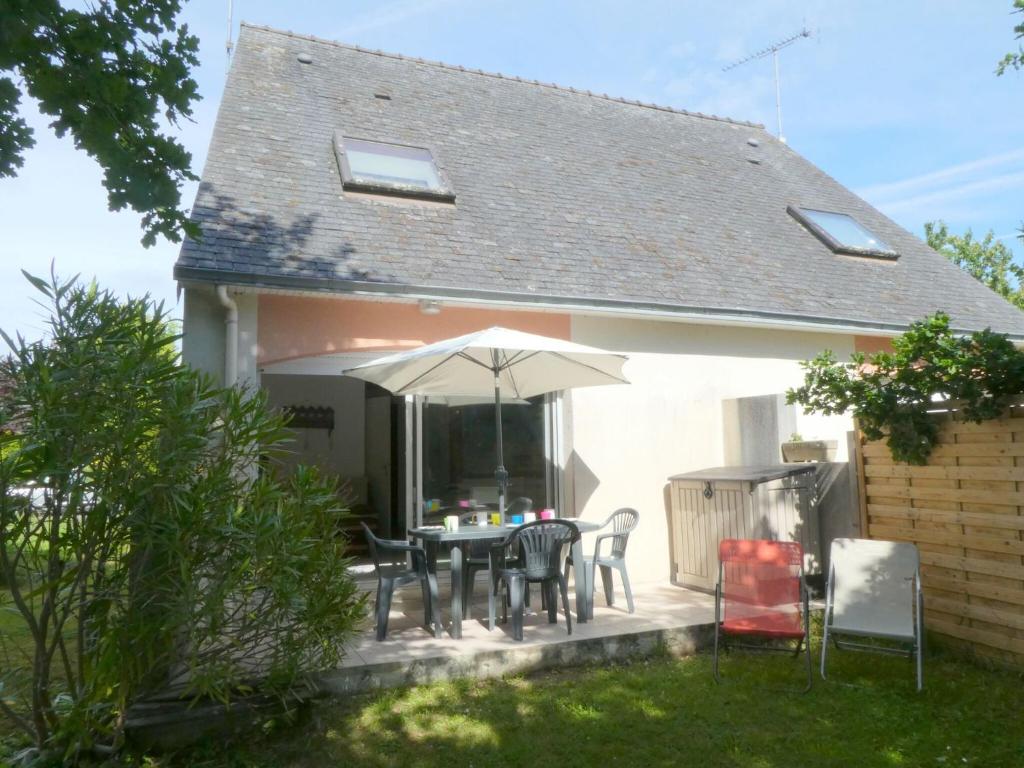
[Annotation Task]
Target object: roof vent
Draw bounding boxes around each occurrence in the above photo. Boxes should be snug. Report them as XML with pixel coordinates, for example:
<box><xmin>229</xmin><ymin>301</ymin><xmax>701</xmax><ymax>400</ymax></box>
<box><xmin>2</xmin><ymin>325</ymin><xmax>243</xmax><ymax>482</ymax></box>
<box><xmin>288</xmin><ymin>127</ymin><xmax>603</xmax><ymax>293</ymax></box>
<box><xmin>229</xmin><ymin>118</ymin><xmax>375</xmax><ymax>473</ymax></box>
<box><xmin>373</xmin><ymin>93</ymin><xmax>392</xmax><ymax>100</ymax></box>
<box><xmin>746</xmin><ymin>138</ymin><xmax>760</xmax><ymax>147</ymax></box>
<box><xmin>297</xmin><ymin>52</ymin><xmax>313</xmax><ymax>64</ymax></box>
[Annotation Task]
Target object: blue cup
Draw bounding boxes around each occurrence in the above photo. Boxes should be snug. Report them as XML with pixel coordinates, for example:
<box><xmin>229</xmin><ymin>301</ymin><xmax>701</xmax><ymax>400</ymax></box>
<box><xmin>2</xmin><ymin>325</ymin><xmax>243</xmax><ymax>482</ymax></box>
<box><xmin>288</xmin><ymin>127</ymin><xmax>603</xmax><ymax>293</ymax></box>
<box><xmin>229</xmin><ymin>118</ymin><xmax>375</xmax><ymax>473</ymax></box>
<box><xmin>511</xmin><ymin>513</ymin><xmax>524</xmax><ymax>525</ymax></box>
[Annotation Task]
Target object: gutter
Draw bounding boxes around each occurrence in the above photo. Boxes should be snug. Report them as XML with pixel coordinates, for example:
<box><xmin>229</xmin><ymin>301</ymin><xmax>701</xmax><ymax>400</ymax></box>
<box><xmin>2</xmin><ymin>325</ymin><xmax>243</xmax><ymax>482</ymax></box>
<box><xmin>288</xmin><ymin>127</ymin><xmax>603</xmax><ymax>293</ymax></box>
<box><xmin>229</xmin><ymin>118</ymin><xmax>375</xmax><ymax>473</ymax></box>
<box><xmin>176</xmin><ymin>267</ymin><xmax>1022</xmax><ymax>343</ymax></box>
<box><xmin>215</xmin><ymin>285</ymin><xmax>238</xmax><ymax>386</ymax></box>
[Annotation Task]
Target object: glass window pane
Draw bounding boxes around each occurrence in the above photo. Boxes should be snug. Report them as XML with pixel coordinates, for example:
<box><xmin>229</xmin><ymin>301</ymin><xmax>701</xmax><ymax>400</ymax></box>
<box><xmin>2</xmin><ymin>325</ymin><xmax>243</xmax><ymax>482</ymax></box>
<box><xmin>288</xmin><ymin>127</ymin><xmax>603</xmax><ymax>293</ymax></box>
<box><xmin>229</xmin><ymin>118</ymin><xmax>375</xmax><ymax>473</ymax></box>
<box><xmin>422</xmin><ymin>397</ymin><xmax>547</xmax><ymax>512</ymax></box>
<box><xmin>801</xmin><ymin>209</ymin><xmax>893</xmax><ymax>252</ymax></box>
<box><xmin>345</xmin><ymin>138</ymin><xmax>443</xmax><ymax>190</ymax></box>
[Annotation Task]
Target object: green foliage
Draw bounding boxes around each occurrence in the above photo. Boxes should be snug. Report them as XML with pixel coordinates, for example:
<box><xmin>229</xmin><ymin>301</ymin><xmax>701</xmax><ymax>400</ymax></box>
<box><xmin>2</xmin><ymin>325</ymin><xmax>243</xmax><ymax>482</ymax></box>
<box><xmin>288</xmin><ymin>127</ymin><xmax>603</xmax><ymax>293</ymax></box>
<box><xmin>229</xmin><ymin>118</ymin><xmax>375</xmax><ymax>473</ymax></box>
<box><xmin>924</xmin><ymin>221</ymin><xmax>1024</xmax><ymax>309</ymax></box>
<box><xmin>0</xmin><ymin>1</ymin><xmax>201</xmax><ymax>246</ymax></box>
<box><xmin>0</xmin><ymin>273</ymin><xmax>365</xmax><ymax>763</ymax></box>
<box><xmin>787</xmin><ymin>312</ymin><xmax>1024</xmax><ymax>464</ymax></box>
<box><xmin>996</xmin><ymin>0</ymin><xmax>1024</xmax><ymax>74</ymax></box>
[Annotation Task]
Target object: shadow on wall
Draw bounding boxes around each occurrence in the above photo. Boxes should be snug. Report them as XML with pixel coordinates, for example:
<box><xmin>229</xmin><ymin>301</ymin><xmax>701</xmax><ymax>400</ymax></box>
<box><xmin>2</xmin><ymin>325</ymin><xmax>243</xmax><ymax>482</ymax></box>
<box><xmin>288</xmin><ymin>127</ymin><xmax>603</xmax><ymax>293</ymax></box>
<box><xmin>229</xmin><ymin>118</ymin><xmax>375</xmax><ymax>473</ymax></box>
<box><xmin>181</xmin><ymin>183</ymin><xmax>368</xmax><ymax>282</ymax></box>
<box><xmin>566</xmin><ymin>450</ymin><xmax>599</xmax><ymax>514</ymax></box>
<box><xmin>722</xmin><ymin>393</ymin><xmax>796</xmax><ymax>466</ymax></box>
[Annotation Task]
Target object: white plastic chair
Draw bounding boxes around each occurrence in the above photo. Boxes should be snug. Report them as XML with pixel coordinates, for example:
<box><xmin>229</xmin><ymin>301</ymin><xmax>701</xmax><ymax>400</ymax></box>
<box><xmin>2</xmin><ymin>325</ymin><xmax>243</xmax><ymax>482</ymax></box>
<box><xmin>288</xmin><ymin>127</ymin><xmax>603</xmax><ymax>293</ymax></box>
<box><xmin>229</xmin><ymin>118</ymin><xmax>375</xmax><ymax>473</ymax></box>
<box><xmin>821</xmin><ymin>538</ymin><xmax>924</xmax><ymax>691</ymax></box>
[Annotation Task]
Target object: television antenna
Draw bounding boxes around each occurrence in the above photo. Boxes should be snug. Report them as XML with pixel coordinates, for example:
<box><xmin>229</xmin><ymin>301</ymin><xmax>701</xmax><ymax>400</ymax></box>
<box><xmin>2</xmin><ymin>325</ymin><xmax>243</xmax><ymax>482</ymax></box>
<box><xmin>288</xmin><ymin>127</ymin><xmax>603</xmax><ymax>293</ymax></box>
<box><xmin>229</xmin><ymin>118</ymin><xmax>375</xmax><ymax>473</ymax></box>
<box><xmin>723</xmin><ymin>27</ymin><xmax>812</xmax><ymax>143</ymax></box>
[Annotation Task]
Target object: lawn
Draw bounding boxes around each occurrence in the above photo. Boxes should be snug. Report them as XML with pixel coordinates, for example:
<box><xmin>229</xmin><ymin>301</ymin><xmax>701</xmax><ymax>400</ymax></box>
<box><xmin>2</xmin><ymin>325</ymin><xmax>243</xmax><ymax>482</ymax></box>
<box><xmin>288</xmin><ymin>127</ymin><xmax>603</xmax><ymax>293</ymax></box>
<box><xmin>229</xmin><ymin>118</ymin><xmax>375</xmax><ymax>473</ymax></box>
<box><xmin>178</xmin><ymin>644</ymin><xmax>1024</xmax><ymax>768</ymax></box>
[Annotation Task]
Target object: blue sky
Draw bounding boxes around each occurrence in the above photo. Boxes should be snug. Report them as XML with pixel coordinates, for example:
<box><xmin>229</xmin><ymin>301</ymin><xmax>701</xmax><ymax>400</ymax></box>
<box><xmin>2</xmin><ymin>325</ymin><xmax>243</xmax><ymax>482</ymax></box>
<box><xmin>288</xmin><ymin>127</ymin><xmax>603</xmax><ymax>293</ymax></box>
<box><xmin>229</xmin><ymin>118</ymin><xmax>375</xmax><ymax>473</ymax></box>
<box><xmin>1</xmin><ymin>0</ymin><xmax>1022</xmax><ymax>339</ymax></box>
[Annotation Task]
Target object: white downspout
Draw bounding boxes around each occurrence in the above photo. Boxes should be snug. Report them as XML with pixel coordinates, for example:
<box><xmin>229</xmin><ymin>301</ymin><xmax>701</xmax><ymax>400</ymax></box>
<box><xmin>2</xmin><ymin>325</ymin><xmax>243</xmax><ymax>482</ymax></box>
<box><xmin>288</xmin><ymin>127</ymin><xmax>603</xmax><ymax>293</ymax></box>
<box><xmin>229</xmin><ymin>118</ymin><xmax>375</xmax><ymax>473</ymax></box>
<box><xmin>215</xmin><ymin>285</ymin><xmax>238</xmax><ymax>387</ymax></box>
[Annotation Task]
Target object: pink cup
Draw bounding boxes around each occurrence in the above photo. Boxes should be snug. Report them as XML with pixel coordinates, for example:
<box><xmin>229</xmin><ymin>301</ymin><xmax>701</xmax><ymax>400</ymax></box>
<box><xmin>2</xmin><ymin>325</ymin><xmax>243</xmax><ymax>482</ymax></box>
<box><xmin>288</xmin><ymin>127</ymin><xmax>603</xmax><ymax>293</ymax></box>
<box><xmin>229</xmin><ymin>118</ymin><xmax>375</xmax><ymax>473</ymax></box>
<box><xmin>539</xmin><ymin>509</ymin><xmax>555</xmax><ymax>520</ymax></box>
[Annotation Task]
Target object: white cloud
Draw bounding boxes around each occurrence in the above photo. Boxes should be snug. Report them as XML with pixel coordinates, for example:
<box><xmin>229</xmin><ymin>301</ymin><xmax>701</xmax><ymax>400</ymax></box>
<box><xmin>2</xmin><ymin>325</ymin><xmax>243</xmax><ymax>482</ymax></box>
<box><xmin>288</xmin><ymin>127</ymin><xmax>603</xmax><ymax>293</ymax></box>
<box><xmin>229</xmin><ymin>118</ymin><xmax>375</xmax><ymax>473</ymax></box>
<box><xmin>874</xmin><ymin>170</ymin><xmax>1024</xmax><ymax>216</ymax></box>
<box><xmin>665</xmin><ymin>41</ymin><xmax>697</xmax><ymax>59</ymax></box>
<box><xmin>663</xmin><ymin>65</ymin><xmax>774</xmax><ymax>126</ymax></box>
<box><xmin>857</xmin><ymin>148</ymin><xmax>1024</xmax><ymax>202</ymax></box>
<box><xmin>714</xmin><ymin>36</ymin><xmax>752</xmax><ymax>65</ymax></box>
<box><xmin>855</xmin><ymin>149</ymin><xmax>1024</xmax><ymax>239</ymax></box>
<box><xmin>640</xmin><ymin>65</ymin><xmax>660</xmax><ymax>83</ymax></box>
<box><xmin>334</xmin><ymin>0</ymin><xmax>465</xmax><ymax>38</ymax></box>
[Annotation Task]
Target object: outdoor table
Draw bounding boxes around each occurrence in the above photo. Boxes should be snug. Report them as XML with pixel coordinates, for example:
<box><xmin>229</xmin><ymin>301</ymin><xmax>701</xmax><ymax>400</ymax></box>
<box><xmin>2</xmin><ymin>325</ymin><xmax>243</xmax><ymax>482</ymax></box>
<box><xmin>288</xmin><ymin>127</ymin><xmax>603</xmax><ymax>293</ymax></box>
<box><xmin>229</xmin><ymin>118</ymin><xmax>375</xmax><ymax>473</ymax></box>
<box><xmin>409</xmin><ymin>519</ymin><xmax>601</xmax><ymax>639</ymax></box>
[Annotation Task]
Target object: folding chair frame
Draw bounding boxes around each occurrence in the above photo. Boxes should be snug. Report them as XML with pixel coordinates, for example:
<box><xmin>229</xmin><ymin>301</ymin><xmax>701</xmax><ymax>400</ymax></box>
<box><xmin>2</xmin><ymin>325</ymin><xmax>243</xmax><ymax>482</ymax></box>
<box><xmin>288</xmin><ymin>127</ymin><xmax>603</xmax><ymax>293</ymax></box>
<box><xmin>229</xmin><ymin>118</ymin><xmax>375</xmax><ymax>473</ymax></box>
<box><xmin>712</xmin><ymin>557</ymin><xmax>813</xmax><ymax>693</ymax></box>
<box><xmin>820</xmin><ymin>558</ymin><xmax>925</xmax><ymax>691</ymax></box>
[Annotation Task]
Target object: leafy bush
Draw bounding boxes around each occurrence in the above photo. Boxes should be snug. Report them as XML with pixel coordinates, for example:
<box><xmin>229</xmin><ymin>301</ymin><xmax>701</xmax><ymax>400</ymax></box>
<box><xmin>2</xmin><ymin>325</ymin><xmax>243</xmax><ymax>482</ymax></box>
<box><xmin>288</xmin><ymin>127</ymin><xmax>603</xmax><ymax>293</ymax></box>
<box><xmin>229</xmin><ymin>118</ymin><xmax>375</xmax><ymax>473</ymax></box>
<box><xmin>787</xmin><ymin>312</ymin><xmax>1024</xmax><ymax>464</ymax></box>
<box><xmin>0</xmin><ymin>274</ymin><xmax>365</xmax><ymax>763</ymax></box>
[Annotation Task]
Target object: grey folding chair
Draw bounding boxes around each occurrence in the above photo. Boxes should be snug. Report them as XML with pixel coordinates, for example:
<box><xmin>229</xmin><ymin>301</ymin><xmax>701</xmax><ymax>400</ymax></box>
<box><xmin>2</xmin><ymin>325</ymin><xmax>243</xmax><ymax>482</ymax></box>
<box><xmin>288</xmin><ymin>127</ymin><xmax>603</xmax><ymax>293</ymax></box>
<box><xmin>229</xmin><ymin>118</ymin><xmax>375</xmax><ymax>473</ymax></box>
<box><xmin>564</xmin><ymin>508</ymin><xmax>639</xmax><ymax>619</ymax></box>
<box><xmin>821</xmin><ymin>538</ymin><xmax>924</xmax><ymax>691</ymax></box>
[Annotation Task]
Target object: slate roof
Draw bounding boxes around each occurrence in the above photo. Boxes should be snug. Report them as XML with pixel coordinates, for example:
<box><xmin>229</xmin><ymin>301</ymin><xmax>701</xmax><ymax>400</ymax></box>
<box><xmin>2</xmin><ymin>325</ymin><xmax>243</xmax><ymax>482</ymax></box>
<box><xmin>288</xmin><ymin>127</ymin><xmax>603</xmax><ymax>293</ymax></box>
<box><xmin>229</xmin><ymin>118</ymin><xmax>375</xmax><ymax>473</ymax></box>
<box><xmin>175</xmin><ymin>24</ymin><xmax>1024</xmax><ymax>336</ymax></box>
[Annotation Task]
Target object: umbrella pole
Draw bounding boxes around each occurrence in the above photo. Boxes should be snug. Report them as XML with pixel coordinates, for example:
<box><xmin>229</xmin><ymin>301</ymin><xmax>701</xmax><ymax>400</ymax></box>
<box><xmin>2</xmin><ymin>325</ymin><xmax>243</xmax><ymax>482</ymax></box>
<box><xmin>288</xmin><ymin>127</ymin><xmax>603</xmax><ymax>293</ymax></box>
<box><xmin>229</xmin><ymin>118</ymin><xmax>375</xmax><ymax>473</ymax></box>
<box><xmin>493</xmin><ymin>359</ymin><xmax>508</xmax><ymax>525</ymax></box>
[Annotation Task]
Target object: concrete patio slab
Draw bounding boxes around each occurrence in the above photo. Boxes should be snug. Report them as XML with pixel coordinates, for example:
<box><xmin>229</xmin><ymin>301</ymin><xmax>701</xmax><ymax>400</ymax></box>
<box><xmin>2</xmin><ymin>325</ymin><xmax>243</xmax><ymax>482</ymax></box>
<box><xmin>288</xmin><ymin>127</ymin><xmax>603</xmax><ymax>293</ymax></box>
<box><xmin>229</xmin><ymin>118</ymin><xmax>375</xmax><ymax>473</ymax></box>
<box><xmin>318</xmin><ymin>579</ymin><xmax>716</xmax><ymax>696</ymax></box>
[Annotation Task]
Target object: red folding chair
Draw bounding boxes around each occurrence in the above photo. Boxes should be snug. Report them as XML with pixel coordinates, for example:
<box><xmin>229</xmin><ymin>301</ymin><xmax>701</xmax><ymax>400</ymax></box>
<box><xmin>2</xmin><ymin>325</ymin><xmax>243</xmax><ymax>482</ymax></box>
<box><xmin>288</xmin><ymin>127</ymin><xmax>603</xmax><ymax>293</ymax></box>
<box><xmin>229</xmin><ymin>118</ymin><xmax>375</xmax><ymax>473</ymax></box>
<box><xmin>713</xmin><ymin>538</ymin><xmax>812</xmax><ymax>691</ymax></box>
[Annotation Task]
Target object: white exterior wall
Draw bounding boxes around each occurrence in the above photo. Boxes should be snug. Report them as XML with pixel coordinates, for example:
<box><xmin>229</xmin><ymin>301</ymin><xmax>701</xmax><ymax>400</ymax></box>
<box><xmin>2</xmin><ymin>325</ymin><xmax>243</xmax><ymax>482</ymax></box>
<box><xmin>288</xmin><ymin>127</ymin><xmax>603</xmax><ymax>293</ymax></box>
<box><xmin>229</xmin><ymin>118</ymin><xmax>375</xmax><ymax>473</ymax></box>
<box><xmin>236</xmin><ymin>293</ymin><xmax>259</xmax><ymax>389</ymax></box>
<box><xmin>566</xmin><ymin>315</ymin><xmax>855</xmax><ymax>585</ymax></box>
<box><xmin>262</xmin><ymin>373</ymin><xmax>367</xmax><ymax>482</ymax></box>
<box><xmin>181</xmin><ymin>287</ymin><xmax>223</xmax><ymax>380</ymax></box>
<box><xmin>180</xmin><ymin>286</ymin><xmax>259</xmax><ymax>390</ymax></box>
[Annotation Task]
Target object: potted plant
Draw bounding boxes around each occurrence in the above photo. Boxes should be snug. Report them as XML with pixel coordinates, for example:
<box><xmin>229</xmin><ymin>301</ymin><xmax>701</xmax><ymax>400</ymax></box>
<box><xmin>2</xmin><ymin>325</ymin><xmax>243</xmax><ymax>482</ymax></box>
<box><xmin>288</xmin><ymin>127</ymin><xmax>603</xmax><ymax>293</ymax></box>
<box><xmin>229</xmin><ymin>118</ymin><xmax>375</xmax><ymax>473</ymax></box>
<box><xmin>781</xmin><ymin>432</ymin><xmax>838</xmax><ymax>463</ymax></box>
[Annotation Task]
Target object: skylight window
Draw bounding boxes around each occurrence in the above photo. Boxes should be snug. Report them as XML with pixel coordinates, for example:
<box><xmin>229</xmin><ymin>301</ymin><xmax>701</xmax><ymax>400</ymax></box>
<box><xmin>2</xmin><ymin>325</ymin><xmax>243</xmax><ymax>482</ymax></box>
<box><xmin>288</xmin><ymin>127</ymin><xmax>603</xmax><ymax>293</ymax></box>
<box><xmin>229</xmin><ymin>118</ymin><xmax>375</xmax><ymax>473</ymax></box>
<box><xmin>788</xmin><ymin>206</ymin><xmax>898</xmax><ymax>259</ymax></box>
<box><xmin>334</xmin><ymin>133</ymin><xmax>454</xmax><ymax>202</ymax></box>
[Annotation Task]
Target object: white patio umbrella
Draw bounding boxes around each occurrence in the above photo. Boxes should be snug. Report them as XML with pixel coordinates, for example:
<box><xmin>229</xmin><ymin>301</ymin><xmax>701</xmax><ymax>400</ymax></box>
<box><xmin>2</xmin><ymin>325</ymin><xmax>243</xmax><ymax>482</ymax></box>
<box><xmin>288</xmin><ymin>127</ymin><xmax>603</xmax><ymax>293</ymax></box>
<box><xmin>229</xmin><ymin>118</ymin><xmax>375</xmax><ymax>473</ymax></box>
<box><xmin>342</xmin><ymin>326</ymin><xmax>629</xmax><ymax>520</ymax></box>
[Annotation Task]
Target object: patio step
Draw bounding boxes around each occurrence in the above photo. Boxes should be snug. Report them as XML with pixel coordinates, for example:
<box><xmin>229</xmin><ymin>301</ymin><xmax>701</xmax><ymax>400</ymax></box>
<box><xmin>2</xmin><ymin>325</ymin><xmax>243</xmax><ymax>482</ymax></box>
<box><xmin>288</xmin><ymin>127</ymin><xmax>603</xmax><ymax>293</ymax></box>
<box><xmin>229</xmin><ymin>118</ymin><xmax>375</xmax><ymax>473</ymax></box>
<box><xmin>339</xmin><ymin>510</ymin><xmax>379</xmax><ymax>558</ymax></box>
<box><xmin>318</xmin><ymin>619</ymin><xmax>715</xmax><ymax>696</ymax></box>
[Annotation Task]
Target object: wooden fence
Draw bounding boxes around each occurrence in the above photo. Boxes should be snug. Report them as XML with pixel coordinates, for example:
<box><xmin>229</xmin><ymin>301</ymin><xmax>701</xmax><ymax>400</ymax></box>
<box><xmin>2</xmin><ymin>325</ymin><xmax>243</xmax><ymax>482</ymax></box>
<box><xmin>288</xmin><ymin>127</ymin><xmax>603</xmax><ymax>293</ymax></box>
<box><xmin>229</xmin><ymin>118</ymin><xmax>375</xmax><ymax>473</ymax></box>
<box><xmin>854</xmin><ymin>404</ymin><xmax>1024</xmax><ymax>667</ymax></box>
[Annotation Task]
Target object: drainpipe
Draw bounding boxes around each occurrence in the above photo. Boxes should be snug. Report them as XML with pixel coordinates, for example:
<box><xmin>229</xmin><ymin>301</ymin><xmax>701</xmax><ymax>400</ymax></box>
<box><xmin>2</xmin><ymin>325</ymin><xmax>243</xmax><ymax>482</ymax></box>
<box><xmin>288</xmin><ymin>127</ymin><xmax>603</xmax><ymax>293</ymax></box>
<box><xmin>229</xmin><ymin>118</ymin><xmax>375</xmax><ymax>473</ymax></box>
<box><xmin>215</xmin><ymin>285</ymin><xmax>238</xmax><ymax>387</ymax></box>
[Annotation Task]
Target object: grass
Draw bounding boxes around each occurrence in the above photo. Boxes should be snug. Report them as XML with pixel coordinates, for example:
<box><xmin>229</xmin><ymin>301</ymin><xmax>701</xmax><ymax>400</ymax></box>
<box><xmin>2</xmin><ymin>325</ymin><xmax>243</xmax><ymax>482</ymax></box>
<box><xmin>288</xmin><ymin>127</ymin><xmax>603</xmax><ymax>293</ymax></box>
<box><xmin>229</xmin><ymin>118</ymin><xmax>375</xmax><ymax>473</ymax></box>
<box><xmin>0</xmin><ymin>584</ymin><xmax>78</xmax><ymax>748</ymax></box>
<box><xmin>0</xmin><ymin>586</ymin><xmax>35</xmax><ymax>751</ymax></box>
<box><xmin>172</xmin><ymin>643</ymin><xmax>1024</xmax><ymax>768</ymax></box>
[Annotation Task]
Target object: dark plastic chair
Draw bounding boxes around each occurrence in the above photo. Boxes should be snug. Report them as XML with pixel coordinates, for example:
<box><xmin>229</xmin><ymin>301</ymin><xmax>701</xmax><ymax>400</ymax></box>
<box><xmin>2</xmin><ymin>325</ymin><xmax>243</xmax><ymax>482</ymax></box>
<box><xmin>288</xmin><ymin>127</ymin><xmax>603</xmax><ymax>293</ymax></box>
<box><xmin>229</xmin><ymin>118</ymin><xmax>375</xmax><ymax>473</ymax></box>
<box><xmin>713</xmin><ymin>538</ymin><xmax>811</xmax><ymax>692</ymax></box>
<box><xmin>491</xmin><ymin>520</ymin><xmax>580</xmax><ymax>641</ymax></box>
<box><xmin>564</xmin><ymin>508</ymin><xmax>639</xmax><ymax>619</ymax></box>
<box><xmin>460</xmin><ymin>497</ymin><xmax>532</xmax><ymax>620</ymax></box>
<box><xmin>361</xmin><ymin>522</ymin><xmax>442</xmax><ymax>641</ymax></box>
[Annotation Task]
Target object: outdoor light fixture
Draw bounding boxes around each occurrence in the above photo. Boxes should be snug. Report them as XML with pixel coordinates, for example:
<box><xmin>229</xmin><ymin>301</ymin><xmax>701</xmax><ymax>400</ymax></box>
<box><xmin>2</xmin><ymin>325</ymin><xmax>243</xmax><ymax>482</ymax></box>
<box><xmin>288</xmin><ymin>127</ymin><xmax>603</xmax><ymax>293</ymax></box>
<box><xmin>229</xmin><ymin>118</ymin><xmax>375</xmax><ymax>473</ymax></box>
<box><xmin>419</xmin><ymin>299</ymin><xmax>442</xmax><ymax>315</ymax></box>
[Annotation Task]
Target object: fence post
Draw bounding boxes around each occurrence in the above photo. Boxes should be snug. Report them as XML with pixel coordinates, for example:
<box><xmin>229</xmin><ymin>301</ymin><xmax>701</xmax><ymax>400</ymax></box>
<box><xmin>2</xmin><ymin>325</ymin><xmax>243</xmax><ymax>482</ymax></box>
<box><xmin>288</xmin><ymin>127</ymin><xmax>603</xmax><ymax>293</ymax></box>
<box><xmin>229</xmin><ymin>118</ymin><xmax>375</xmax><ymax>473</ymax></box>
<box><xmin>850</xmin><ymin>424</ymin><xmax>869</xmax><ymax>538</ymax></box>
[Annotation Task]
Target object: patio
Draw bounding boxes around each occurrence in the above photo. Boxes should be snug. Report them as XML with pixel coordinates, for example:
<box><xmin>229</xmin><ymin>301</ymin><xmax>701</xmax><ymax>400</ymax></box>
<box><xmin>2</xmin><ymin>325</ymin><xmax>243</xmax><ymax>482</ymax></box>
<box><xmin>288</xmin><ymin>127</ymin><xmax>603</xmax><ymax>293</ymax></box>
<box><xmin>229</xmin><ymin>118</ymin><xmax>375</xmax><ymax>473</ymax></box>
<box><xmin>319</xmin><ymin>576</ymin><xmax>717</xmax><ymax>695</ymax></box>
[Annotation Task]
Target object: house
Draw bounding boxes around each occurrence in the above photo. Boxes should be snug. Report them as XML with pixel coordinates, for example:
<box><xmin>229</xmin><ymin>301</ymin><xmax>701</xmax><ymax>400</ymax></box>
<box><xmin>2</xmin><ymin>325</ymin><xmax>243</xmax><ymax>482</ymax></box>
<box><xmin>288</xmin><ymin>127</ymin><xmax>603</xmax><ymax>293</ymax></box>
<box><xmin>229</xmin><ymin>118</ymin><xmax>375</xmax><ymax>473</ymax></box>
<box><xmin>175</xmin><ymin>24</ymin><xmax>1024</xmax><ymax>583</ymax></box>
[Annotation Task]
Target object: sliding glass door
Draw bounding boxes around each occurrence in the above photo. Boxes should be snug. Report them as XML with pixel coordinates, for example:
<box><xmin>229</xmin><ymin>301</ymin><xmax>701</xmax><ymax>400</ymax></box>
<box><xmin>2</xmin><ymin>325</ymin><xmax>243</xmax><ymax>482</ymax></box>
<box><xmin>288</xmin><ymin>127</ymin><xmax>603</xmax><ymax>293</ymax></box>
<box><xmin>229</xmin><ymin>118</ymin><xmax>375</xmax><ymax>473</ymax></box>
<box><xmin>405</xmin><ymin>394</ymin><xmax>564</xmax><ymax>526</ymax></box>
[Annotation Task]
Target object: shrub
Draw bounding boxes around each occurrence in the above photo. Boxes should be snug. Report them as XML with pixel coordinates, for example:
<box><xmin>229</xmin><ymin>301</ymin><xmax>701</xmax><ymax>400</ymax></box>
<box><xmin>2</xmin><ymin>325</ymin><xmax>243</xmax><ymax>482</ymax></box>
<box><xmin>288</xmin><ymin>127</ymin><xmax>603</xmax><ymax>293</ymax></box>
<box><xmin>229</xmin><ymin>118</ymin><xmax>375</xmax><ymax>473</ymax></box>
<box><xmin>787</xmin><ymin>312</ymin><xmax>1024</xmax><ymax>464</ymax></box>
<box><xmin>0</xmin><ymin>273</ymin><xmax>365</xmax><ymax>763</ymax></box>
